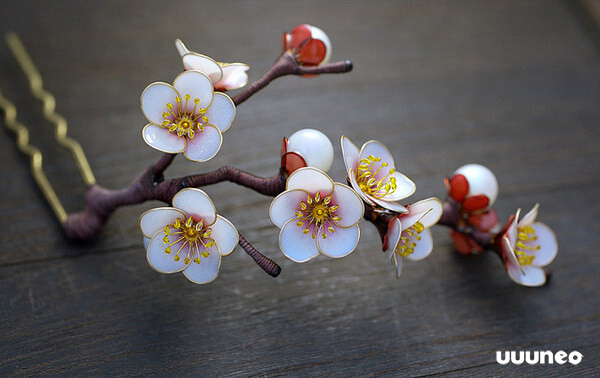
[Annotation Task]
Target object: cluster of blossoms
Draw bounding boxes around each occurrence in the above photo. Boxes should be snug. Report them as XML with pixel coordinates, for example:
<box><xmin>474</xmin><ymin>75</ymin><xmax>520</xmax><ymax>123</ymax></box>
<box><xmin>136</xmin><ymin>24</ymin><xmax>557</xmax><ymax>287</ymax></box>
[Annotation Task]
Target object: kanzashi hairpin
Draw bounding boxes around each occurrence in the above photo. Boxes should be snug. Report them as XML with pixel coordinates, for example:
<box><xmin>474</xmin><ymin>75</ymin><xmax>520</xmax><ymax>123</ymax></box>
<box><xmin>2</xmin><ymin>25</ymin><xmax>557</xmax><ymax>286</ymax></box>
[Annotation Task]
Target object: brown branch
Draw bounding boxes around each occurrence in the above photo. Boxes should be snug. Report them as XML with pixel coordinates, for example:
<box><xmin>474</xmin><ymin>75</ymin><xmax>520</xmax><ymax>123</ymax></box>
<box><xmin>232</xmin><ymin>51</ymin><xmax>353</xmax><ymax>106</ymax></box>
<box><xmin>239</xmin><ymin>234</ymin><xmax>281</xmax><ymax>277</ymax></box>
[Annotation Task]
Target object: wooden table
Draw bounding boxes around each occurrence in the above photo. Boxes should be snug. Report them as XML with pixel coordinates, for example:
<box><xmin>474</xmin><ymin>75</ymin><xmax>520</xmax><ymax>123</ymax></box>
<box><xmin>1</xmin><ymin>1</ymin><xmax>598</xmax><ymax>376</ymax></box>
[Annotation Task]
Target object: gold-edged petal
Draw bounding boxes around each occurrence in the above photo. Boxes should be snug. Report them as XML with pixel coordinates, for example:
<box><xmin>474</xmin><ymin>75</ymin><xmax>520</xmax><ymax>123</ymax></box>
<box><xmin>340</xmin><ymin>135</ymin><xmax>360</xmax><ymax>173</ymax></box>
<box><xmin>147</xmin><ymin>230</ymin><xmax>190</xmax><ymax>273</ymax></box>
<box><xmin>182</xmin><ymin>244</ymin><xmax>221</xmax><ymax>284</ymax></box>
<box><xmin>269</xmin><ymin>189</ymin><xmax>310</xmax><ymax>229</ymax></box>
<box><xmin>211</xmin><ymin>215</ymin><xmax>239</xmax><ymax>256</ymax></box>
<box><xmin>216</xmin><ymin>63</ymin><xmax>249</xmax><ymax>91</ymax></box>
<box><xmin>279</xmin><ymin>219</ymin><xmax>320</xmax><ymax>262</ymax></box>
<box><xmin>140</xmin><ymin>207</ymin><xmax>185</xmax><ymax>238</ymax></box>
<box><xmin>173</xmin><ymin>70</ymin><xmax>214</xmax><ymax>111</ymax></box>
<box><xmin>172</xmin><ymin>188</ymin><xmax>217</xmax><ymax>226</ymax></box>
<box><xmin>286</xmin><ymin>167</ymin><xmax>334</xmax><ymax>195</ymax></box>
<box><xmin>182</xmin><ymin>53</ymin><xmax>223</xmax><ymax>84</ymax></box>
<box><xmin>317</xmin><ymin>224</ymin><xmax>360</xmax><ymax>259</ymax></box>
<box><xmin>141</xmin><ymin>82</ymin><xmax>179</xmax><ymax>125</ymax></box>
<box><xmin>142</xmin><ymin>124</ymin><xmax>186</xmax><ymax>154</ymax></box>
<box><xmin>203</xmin><ymin>92</ymin><xmax>235</xmax><ymax>132</ymax></box>
<box><xmin>330</xmin><ymin>183</ymin><xmax>364</xmax><ymax>228</ymax></box>
<box><xmin>183</xmin><ymin>124</ymin><xmax>223</xmax><ymax>162</ymax></box>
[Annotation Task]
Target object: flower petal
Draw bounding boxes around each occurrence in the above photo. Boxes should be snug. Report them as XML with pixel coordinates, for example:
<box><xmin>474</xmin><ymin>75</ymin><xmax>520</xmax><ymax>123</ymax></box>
<box><xmin>182</xmin><ymin>53</ymin><xmax>223</xmax><ymax>84</ymax></box>
<box><xmin>393</xmin><ymin>253</ymin><xmax>404</xmax><ymax>278</ymax></box>
<box><xmin>359</xmin><ymin>140</ymin><xmax>396</xmax><ymax>173</ymax></box>
<box><xmin>404</xmin><ymin>229</ymin><xmax>433</xmax><ymax>261</ymax></box>
<box><xmin>183</xmin><ymin>124</ymin><xmax>223</xmax><ymax>162</ymax></box>
<box><xmin>317</xmin><ymin>224</ymin><xmax>360</xmax><ymax>258</ymax></box>
<box><xmin>173</xmin><ymin>70</ymin><xmax>214</xmax><ymax>111</ymax></box>
<box><xmin>182</xmin><ymin>244</ymin><xmax>221</xmax><ymax>284</ymax></box>
<box><xmin>211</xmin><ymin>215</ymin><xmax>239</xmax><ymax>256</ymax></box>
<box><xmin>341</xmin><ymin>136</ymin><xmax>360</xmax><ymax>173</ymax></box>
<box><xmin>269</xmin><ymin>189</ymin><xmax>309</xmax><ymax>229</ymax></box>
<box><xmin>402</xmin><ymin>197</ymin><xmax>443</xmax><ymax>229</ymax></box>
<box><xmin>172</xmin><ymin>188</ymin><xmax>217</xmax><ymax>226</ymax></box>
<box><xmin>330</xmin><ymin>183</ymin><xmax>364</xmax><ymax>227</ymax></box>
<box><xmin>203</xmin><ymin>92</ymin><xmax>235</xmax><ymax>132</ymax></box>
<box><xmin>141</xmin><ymin>82</ymin><xmax>179</xmax><ymax>125</ymax></box>
<box><xmin>529</xmin><ymin>222</ymin><xmax>558</xmax><ymax>267</ymax></box>
<box><xmin>147</xmin><ymin>230</ymin><xmax>189</xmax><ymax>273</ymax></box>
<box><xmin>518</xmin><ymin>203</ymin><xmax>539</xmax><ymax>227</ymax></box>
<box><xmin>382</xmin><ymin>171</ymin><xmax>416</xmax><ymax>201</ymax></box>
<box><xmin>139</xmin><ymin>207</ymin><xmax>186</xmax><ymax>238</ymax></box>
<box><xmin>286</xmin><ymin>167</ymin><xmax>334</xmax><ymax>195</ymax></box>
<box><xmin>384</xmin><ymin>217</ymin><xmax>402</xmax><ymax>254</ymax></box>
<box><xmin>142</xmin><ymin>124</ymin><xmax>186</xmax><ymax>154</ymax></box>
<box><xmin>348</xmin><ymin>168</ymin><xmax>376</xmax><ymax>206</ymax></box>
<box><xmin>371</xmin><ymin>197</ymin><xmax>408</xmax><ymax>213</ymax></box>
<box><xmin>507</xmin><ymin>264</ymin><xmax>547</xmax><ymax>287</ymax></box>
<box><xmin>216</xmin><ymin>63</ymin><xmax>249</xmax><ymax>91</ymax></box>
<box><xmin>279</xmin><ymin>219</ymin><xmax>320</xmax><ymax>262</ymax></box>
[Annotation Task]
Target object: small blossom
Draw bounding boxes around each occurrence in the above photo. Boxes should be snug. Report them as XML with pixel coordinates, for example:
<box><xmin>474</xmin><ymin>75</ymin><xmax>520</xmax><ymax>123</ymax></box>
<box><xmin>446</xmin><ymin>163</ymin><xmax>498</xmax><ymax>214</ymax></box>
<box><xmin>283</xmin><ymin>24</ymin><xmax>332</xmax><ymax>66</ymax></box>
<box><xmin>140</xmin><ymin>188</ymin><xmax>239</xmax><ymax>284</ymax></box>
<box><xmin>141</xmin><ymin>70</ymin><xmax>235</xmax><ymax>162</ymax></box>
<box><xmin>281</xmin><ymin>128</ymin><xmax>334</xmax><ymax>174</ymax></box>
<box><xmin>175</xmin><ymin>39</ymin><xmax>249</xmax><ymax>91</ymax></box>
<box><xmin>498</xmin><ymin>204</ymin><xmax>558</xmax><ymax>287</ymax></box>
<box><xmin>341</xmin><ymin>136</ymin><xmax>416</xmax><ymax>213</ymax></box>
<box><xmin>269</xmin><ymin>167</ymin><xmax>364</xmax><ymax>262</ymax></box>
<box><xmin>383</xmin><ymin>198</ymin><xmax>443</xmax><ymax>278</ymax></box>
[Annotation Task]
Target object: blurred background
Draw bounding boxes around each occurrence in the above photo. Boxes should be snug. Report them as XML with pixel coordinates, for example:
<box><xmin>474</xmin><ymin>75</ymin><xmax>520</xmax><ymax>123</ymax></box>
<box><xmin>1</xmin><ymin>1</ymin><xmax>599</xmax><ymax>376</ymax></box>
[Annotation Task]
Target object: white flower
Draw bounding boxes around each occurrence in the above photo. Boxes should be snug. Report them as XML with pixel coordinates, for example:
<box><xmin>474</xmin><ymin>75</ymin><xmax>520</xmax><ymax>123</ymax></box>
<box><xmin>269</xmin><ymin>167</ymin><xmax>364</xmax><ymax>262</ymax></box>
<box><xmin>499</xmin><ymin>204</ymin><xmax>558</xmax><ymax>287</ymax></box>
<box><xmin>139</xmin><ymin>188</ymin><xmax>238</xmax><ymax>284</ymax></box>
<box><xmin>175</xmin><ymin>39</ymin><xmax>249</xmax><ymax>91</ymax></box>
<box><xmin>341</xmin><ymin>136</ymin><xmax>416</xmax><ymax>213</ymax></box>
<box><xmin>282</xmin><ymin>128</ymin><xmax>334</xmax><ymax>173</ymax></box>
<box><xmin>383</xmin><ymin>198</ymin><xmax>443</xmax><ymax>278</ymax></box>
<box><xmin>141</xmin><ymin>70</ymin><xmax>236</xmax><ymax>162</ymax></box>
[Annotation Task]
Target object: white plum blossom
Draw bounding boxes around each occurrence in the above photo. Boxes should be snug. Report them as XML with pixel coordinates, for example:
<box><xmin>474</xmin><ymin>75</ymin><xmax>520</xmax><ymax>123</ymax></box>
<box><xmin>341</xmin><ymin>136</ymin><xmax>416</xmax><ymax>213</ymax></box>
<box><xmin>269</xmin><ymin>167</ymin><xmax>364</xmax><ymax>262</ymax></box>
<box><xmin>141</xmin><ymin>70</ymin><xmax>236</xmax><ymax>162</ymax></box>
<box><xmin>140</xmin><ymin>188</ymin><xmax>238</xmax><ymax>284</ymax></box>
<box><xmin>499</xmin><ymin>204</ymin><xmax>558</xmax><ymax>287</ymax></box>
<box><xmin>384</xmin><ymin>198</ymin><xmax>443</xmax><ymax>278</ymax></box>
<box><xmin>175</xmin><ymin>39</ymin><xmax>249</xmax><ymax>91</ymax></box>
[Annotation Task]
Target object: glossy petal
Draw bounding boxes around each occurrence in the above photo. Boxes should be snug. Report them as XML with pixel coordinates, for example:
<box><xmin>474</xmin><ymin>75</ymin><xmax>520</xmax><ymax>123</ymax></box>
<box><xmin>175</xmin><ymin>38</ymin><xmax>190</xmax><ymax>56</ymax></box>
<box><xmin>502</xmin><ymin>235</ymin><xmax>522</xmax><ymax>273</ymax></box>
<box><xmin>211</xmin><ymin>215</ymin><xmax>239</xmax><ymax>256</ymax></box>
<box><xmin>147</xmin><ymin>230</ymin><xmax>189</xmax><ymax>273</ymax></box>
<box><xmin>518</xmin><ymin>204</ymin><xmax>539</xmax><ymax>227</ymax></box>
<box><xmin>382</xmin><ymin>171</ymin><xmax>416</xmax><ymax>201</ymax></box>
<box><xmin>140</xmin><ymin>207</ymin><xmax>185</xmax><ymax>238</ymax></box>
<box><xmin>317</xmin><ymin>224</ymin><xmax>360</xmax><ymax>258</ymax></box>
<box><xmin>203</xmin><ymin>92</ymin><xmax>235</xmax><ymax>132</ymax></box>
<box><xmin>384</xmin><ymin>217</ymin><xmax>402</xmax><ymax>254</ymax></box>
<box><xmin>359</xmin><ymin>140</ymin><xmax>396</xmax><ymax>176</ymax></box>
<box><xmin>348</xmin><ymin>169</ymin><xmax>376</xmax><ymax>206</ymax></box>
<box><xmin>393</xmin><ymin>254</ymin><xmax>404</xmax><ymax>278</ymax></box>
<box><xmin>371</xmin><ymin>197</ymin><xmax>408</xmax><ymax>213</ymax></box>
<box><xmin>173</xmin><ymin>70</ymin><xmax>214</xmax><ymax>111</ymax></box>
<box><xmin>330</xmin><ymin>183</ymin><xmax>364</xmax><ymax>227</ymax></box>
<box><xmin>141</xmin><ymin>83</ymin><xmax>179</xmax><ymax>125</ymax></box>
<box><xmin>142</xmin><ymin>124</ymin><xmax>186</xmax><ymax>154</ymax></box>
<box><xmin>286</xmin><ymin>167</ymin><xmax>334</xmax><ymax>195</ymax></box>
<box><xmin>183</xmin><ymin>125</ymin><xmax>223</xmax><ymax>162</ymax></box>
<box><xmin>462</xmin><ymin>195</ymin><xmax>489</xmax><ymax>213</ymax></box>
<box><xmin>182</xmin><ymin>53</ymin><xmax>223</xmax><ymax>84</ymax></box>
<box><xmin>507</xmin><ymin>264</ymin><xmax>546</xmax><ymax>287</ymax></box>
<box><xmin>402</xmin><ymin>198</ymin><xmax>443</xmax><ymax>229</ymax></box>
<box><xmin>341</xmin><ymin>136</ymin><xmax>360</xmax><ymax>173</ymax></box>
<box><xmin>279</xmin><ymin>219</ymin><xmax>320</xmax><ymax>262</ymax></box>
<box><xmin>405</xmin><ymin>229</ymin><xmax>433</xmax><ymax>261</ymax></box>
<box><xmin>308</xmin><ymin>25</ymin><xmax>332</xmax><ymax>65</ymax></box>
<box><xmin>172</xmin><ymin>188</ymin><xmax>216</xmax><ymax>226</ymax></box>
<box><xmin>216</xmin><ymin>63</ymin><xmax>249</xmax><ymax>91</ymax></box>
<box><xmin>182</xmin><ymin>244</ymin><xmax>221</xmax><ymax>284</ymax></box>
<box><xmin>270</xmin><ymin>189</ymin><xmax>310</xmax><ymax>229</ymax></box>
<box><xmin>529</xmin><ymin>222</ymin><xmax>558</xmax><ymax>267</ymax></box>
<box><xmin>449</xmin><ymin>174</ymin><xmax>469</xmax><ymax>202</ymax></box>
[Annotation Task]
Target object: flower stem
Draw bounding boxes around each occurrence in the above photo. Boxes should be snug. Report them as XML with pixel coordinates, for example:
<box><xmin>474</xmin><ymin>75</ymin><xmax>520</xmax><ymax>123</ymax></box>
<box><xmin>239</xmin><ymin>234</ymin><xmax>281</xmax><ymax>277</ymax></box>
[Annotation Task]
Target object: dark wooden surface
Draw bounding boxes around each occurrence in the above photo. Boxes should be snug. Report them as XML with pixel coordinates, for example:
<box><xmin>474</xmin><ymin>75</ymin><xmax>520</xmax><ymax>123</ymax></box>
<box><xmin>1</xmin><ymin>1</ymin><xmax>599</xmax><ymax>376</ymax></box>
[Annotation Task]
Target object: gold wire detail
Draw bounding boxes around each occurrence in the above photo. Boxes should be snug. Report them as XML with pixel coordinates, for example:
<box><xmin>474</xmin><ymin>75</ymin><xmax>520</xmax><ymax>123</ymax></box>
<box><xmin>5</xmin><ymin>33</ymin><xmax>96</xmax><ymax>186</ymax></box>
<box><xmin>0</xmin><ymin>89</ymin><xmax>68</xmax><ymax>223</ymax></box>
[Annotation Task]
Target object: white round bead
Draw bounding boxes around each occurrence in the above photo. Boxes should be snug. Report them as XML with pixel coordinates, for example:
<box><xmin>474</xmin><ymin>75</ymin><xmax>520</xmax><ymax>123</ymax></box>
<box><xmin>454</xmin><ymin>163</ymin><xmax>499</xmax><ymax>208</ymax></box>
<box><xmin>287</xmin><ymin>129</ymin><xmax>334</xmax><ymax>172</ymax></box>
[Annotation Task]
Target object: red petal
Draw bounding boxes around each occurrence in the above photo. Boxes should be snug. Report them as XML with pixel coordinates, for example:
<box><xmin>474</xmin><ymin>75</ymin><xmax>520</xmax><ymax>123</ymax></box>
<box><xmin>449</xmin><ymin>174</ymin><xmax>469</xmax><ymax>202</ymax></box>
<box><xmin>297</xmin><ymin>39</ymin><xmax>326</xmax><ymax>66</ymax></box>
<box><xmin>281</xmin><ymin>152</ymin><xmax>307</xmax><ymax>175</ymax></box>
<box><xmin>451</xmin><ymin>231</ymin><xmax>474</xmax><ymax>255</ymax></box>
<box><xmin>281</xmin><ymin>137</ymin><xmax>288</xmax><ymax>157</ymax></box>
<box><xmin>285</xmin><ymin>24</ymin><xmax>312</xmax><ymax>50</ymax></box>
<box><xmin>468</xmin><ymin>209</ymin><xmax>498</xmax><ymax>231</ymax></box>
<box><xmin>462</xmin><ymin>195</ymin><xmax>489</xmax><ymax>213</ymax></box>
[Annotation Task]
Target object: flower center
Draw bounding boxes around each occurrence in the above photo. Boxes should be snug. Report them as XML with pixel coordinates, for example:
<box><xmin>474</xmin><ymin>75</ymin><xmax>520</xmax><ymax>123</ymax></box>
<box><xmin>356</xmin><ymin>155</ymin><xmax>397</xmax><ymax>199</ymax></box>
<box><xmin>515</xmin><ymin>225</ymin><xmax>540</xmax><ymax>265</ymax></box>
<box><xmin>295</xmin><ymin>192</ymin><xmax>341</xmax><ymax>239</ymax></box>
<box><xmin>161</xmin><ymin>94</ymin><xmax>209</xmax><ymax>140</ymax></box>
<box><xmin>162</xmin><ymin>216</ymin><xmax>216</xmax><ymax>264</ymax></box>
<box><xmin>395</xmin><ymin>221</ymin><xmax>425</xmax><ymax>257</ymax></box>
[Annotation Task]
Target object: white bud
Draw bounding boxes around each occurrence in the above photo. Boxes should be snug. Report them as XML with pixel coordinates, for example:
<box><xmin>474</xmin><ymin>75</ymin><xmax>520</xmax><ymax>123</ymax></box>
<box><xmin>453</xmin><ymin>163</ymin><xmax>499</xmax><ymax>209</ymax></box>
<box><xmin>307</xmin><ymin>25</ymin><xmax>332</xmax><ymax>65</ymax></box>
<box><xmin>287</xmin><ymin>129</ymin><xmax>334</xmax><ymax>172</ymax></box>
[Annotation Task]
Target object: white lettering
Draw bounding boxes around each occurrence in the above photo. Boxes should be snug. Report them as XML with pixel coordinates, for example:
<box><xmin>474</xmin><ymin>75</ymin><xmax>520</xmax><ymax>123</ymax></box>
<box><xmin>555</xmin><ymin>350</ymin><xmax>567</xmax><ymax>364</ymax></box>
<box><xmin>511</xmin><ymin>351</ymin><xmax>525</xmax><ymax>365</ymax></box>
<box><xmin>525</xmin><ymin>351</ymin><xmax>539</xmax><ymax>365</ymax></box>
<box><xmin>539</xmin><ymin>350</ymin><xmax>553</xmax><ymax>364</ymax></box>
<box><xmin>496</xmin><ymin>351</ymin><xmax>510</xmax><ymax>365</ymax></box>
<box><xmin>569</xmin><ymin>351</ymin><xmax>583</xmax><ymax>365</ymax></box>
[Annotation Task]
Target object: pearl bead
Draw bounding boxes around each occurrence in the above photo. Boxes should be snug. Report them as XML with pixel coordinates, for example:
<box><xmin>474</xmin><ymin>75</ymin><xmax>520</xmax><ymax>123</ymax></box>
<box><xmin>453</xmin><ymin>164</ymin><xmax>498</xmax><ymax>209</ymax></box>
<box><xmin>287</xmin><ymin>129</ymin><xmax>334</xmax><ymax>172</ymax></box>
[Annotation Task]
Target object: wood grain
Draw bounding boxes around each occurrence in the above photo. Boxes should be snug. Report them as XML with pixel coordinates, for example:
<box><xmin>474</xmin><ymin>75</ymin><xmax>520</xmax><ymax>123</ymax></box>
<box><xmin>1</xmin><ymin>0</ymin><xmax>599</xmax><ymax>376</ymax></box>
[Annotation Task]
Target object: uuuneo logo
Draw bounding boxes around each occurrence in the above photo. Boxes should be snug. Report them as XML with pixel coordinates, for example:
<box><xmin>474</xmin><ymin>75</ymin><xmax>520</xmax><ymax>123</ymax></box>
<box><xmin>496</xmin><ymin>350</ymin><xmax>583</xmax><ymax>365</ymax></box>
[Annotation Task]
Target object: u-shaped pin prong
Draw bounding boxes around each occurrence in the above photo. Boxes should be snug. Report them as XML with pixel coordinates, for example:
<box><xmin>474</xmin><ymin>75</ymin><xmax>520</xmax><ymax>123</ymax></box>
<box><xmin>5</xmin><ymin>32</ymin><xmax>96</xmax><ymax>186</ymax></box>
